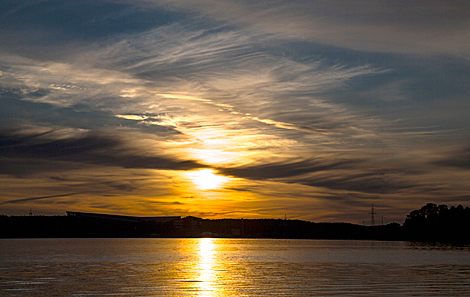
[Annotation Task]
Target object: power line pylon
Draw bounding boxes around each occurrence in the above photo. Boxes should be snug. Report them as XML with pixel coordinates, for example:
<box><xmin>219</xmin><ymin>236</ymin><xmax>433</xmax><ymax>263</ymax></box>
<box><xmin>369</xmin><ymin>204</ymin><xmax>377</xmax><ymax>226</ymax></box>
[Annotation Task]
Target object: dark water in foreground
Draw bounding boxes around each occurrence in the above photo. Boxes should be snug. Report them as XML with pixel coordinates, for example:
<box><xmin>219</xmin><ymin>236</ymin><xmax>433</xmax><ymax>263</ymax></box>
<box><xmin>1</xmin><ymin>238</ymin><xmax>470</xmax><ymax>296</ymax></box>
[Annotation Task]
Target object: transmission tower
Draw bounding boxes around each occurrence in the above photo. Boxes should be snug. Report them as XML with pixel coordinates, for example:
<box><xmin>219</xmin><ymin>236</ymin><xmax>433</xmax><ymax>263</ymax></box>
<box><xmin>369</xmin><ymin>204</ymin><xmax>377</xmax><ymax>226</ymax></box>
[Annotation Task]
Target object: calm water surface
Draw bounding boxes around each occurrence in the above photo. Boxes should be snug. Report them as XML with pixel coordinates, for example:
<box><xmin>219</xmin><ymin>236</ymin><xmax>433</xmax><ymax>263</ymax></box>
<box><xmin>1</xmin><ymin>238</ymin><xmax>470</xmax><ymax>296</ymax></box>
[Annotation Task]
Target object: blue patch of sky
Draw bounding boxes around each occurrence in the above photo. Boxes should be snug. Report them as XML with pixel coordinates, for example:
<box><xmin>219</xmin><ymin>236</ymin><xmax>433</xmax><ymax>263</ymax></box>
<box><xmin>265</xmin><ymin>40</ymin><xmax>470</xmax><ymax>103</ymax></box>
<box><xmin>263</xmin><ymin>39</ymin><xmax>470</xmax><ymax>134</ymax></box>
<box><xmin>0</xmin><ymin>0</ymin><xmax>185</xmax><ymax>45</ymax></box>
<box><xmin>0</xmin><ymin>90</ymin><xmax>179</xmax><ymax>135</ymax></box>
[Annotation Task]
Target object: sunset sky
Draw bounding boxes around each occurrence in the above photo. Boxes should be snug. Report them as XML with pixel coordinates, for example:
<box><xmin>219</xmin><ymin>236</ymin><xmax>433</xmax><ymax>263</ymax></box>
<box><xmin>1</xmin><ymin>0</ymin><xmax>469</xmax><ymax>223</ymax></box>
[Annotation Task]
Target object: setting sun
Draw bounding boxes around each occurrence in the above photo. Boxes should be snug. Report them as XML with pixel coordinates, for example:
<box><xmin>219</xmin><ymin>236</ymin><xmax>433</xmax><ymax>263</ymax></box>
<box><xmin>186</xmin><ymin>169</ymin><xmax>229</xmax><ymax>190</ymax></box>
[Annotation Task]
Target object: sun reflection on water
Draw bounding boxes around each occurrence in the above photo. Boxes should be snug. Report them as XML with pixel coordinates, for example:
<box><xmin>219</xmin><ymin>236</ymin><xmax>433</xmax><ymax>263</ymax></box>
<box><xmin>197</xmin><ymin>238</ymin><xmax>216</xmax><ymax>296</ymax></box>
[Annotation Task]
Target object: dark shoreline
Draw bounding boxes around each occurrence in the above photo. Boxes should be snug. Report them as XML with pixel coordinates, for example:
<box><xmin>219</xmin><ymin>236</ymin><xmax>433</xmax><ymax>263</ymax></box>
<box><xmin>1</xmin><ymin>214</ymin><xmax>468</xmax><ymax>244</ymax></box>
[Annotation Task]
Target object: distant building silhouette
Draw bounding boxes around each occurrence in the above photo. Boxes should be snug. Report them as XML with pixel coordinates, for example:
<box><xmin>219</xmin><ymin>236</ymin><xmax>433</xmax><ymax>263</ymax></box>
<box><xmin>65</xmin><ymin>211</ymin><xmax>204</xmax><ymax>236</ymax></box>
<box><xmin>66</xmin><ymin>211</ymin><xmax>181</xmax><ymax>224</ymax></box>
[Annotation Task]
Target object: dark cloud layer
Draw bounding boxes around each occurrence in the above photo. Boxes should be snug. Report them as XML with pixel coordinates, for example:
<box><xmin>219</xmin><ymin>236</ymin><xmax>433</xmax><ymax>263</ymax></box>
<box><xmin>434</xmin><ymin>146</ymin><xmax>470</xmax><ymax>170</ymax></box>
<box><xmin>0</xmin><ymin>129</ymin><xmax>205</xmax><ymax>175</ymax></box>
<box><xmin>218</xmin><ymin>159</ymin><xmax>358</xmax><ymax>180</ymax></box>
<box><xmin>218</xmin><ymin>159</ymin><xmax>419</xmax><ymax>194</ymax></box>
<box><xmin>297</xmin><ymin>172</ymin><xmax>415</xmax><ymax>194</ymax></box>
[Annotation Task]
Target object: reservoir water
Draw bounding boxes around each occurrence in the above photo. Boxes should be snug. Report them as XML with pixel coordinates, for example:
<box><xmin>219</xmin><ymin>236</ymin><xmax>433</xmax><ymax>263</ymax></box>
<box><xmin>1</xmin><ymin>238</ymin><xmax>470</xmax><ymax>296</ymax></box>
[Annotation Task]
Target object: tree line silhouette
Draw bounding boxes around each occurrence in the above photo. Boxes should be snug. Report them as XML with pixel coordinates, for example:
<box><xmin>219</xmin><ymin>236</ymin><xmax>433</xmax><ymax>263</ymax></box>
<box><xmin>403</xmin><ymin>203</ymin><xmax>470</xmax><ymax>243</ymax></box>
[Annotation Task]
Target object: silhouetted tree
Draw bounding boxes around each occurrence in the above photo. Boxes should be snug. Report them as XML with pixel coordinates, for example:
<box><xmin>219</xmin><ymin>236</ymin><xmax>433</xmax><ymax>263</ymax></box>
<box><xmin>403</xmin><ymin>203</ymin><xmax>470</xmax><ymax>243</ymax></box>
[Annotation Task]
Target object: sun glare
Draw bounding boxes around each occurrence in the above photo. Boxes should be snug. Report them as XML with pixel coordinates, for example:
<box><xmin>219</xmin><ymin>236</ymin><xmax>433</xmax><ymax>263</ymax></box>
<box><xmin>186</xmin><ymin>169</ymin><xmax>229</xmax><ymax>190</ymax></box>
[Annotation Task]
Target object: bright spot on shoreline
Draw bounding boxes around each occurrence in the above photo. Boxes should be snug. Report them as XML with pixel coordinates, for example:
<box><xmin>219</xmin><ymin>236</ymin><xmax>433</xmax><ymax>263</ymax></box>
<box><xmin>186</xmin><ymin>169</ymin><xmax>229</xmax><ymax>190</ymax></box>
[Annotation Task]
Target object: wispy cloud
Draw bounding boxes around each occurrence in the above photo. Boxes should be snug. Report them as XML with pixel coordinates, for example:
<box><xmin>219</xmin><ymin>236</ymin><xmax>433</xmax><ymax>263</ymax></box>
<box><xmin>0</xmin><ymin>192</ymin><xmax>85</xmax><ymax>205</ymax></box>
<box><xmin>152</xmin><ymin>0</ymin><xmax>470</xmax><ymax>56</ymax></box>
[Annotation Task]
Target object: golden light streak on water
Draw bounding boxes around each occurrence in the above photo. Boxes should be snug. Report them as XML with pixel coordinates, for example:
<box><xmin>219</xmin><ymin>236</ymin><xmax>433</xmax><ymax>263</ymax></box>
<box><xmin>196</xmin><ymin>238</ymin><xmax>216</xmax><ymax>297</ymax></box>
